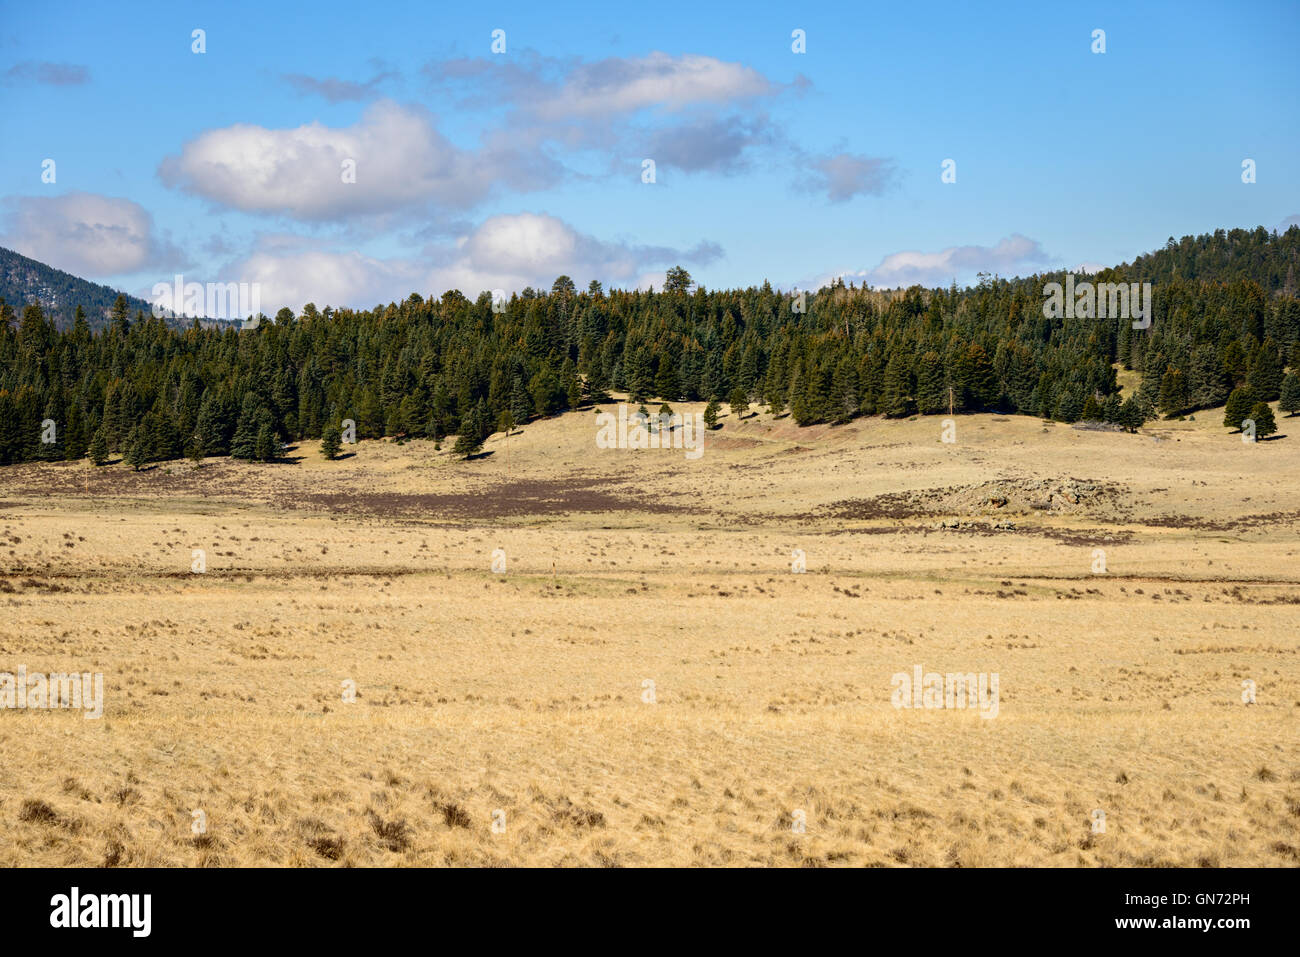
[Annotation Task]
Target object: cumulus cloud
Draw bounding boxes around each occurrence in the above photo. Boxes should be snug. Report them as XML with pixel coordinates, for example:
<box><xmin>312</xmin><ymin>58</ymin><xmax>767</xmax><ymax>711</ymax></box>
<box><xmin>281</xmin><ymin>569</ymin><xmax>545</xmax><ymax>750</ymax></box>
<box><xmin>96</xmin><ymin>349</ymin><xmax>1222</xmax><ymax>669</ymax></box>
<box><xmin>158</xmin><ymin>100</ymin><xmax>555</xmax><ymax>221</ymax></box>
<box><xmin>221</xmin><ymin>213</ymin><xmax>723</xmax><ymax>312</ymax></box>
<box><xmin>3</xmin><ymin>61</ymin><xmax>89</xmax><ymax>85</ymax></box>
<box><xmin>530</xmin><ymin>52</ymin><xmax>773</xmax><ymax>119</ymax></box>
<box><xmin>427</xmin><ymin>51</ymin><xmax>776</xmax><ymax>119</ymax></box>
<box><xmin>426</xmin><ymin>51</ymin><xmax>807</xmax><ymax>181</ymax></box>
<box><xmin>820</xmin><ymin>235</ymin><xmax>1052</xmax><ymax>290</ymax></box>
<box><xmin>166</xmin><ymin>54</ymin><xmax>871</xmax><ymax>221</ymax></box>
<box><xmin>0</xmin><ymin>191</ymin><xmax>177</xmax><ymax>276</ymax></box>
<box><xmin>232</xmin><ymin>247</ymin><xmax>424</xmax><ymax>312</ymax></box>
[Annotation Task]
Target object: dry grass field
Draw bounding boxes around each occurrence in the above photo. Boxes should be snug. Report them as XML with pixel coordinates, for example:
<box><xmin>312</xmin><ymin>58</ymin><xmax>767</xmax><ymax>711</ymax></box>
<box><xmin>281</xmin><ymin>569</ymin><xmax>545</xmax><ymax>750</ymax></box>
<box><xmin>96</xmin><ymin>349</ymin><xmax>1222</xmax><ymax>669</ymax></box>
<box><xmin>1</xmin><ymin>401</ymin><xmax>1297</xmax><ymax>867</ymax></box>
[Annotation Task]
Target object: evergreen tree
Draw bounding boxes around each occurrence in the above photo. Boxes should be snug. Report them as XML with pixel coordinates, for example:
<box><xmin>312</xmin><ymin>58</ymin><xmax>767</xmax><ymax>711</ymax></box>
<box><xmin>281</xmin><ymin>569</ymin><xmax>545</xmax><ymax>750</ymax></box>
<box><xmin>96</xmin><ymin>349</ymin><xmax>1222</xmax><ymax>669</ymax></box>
<box><xmin>196</xmin><ymin>391</ymin><xmax>234</xmax><ymax>455</ymax></box>
<box><xmin>664</xmin><ymin>266</ymin><xmax>692</xmax><ymax>294</ymax></box>
<box><xmin>625</xmin><ymin>345</ymin><xmax>653</xmax><ymax>401</ymax></box>
<box><xmin>110</xmin><ymin>294</ymin><xmax>130</xmax><ymax>335</ymax></box>
<box><xmin>830</xmin><ymin>356</ymin><xmax>858</xmax><ymax>422</ymax></box>
<box><xmin>123</xmin><ymin>426</ymin><xmax>147</xmax><ymax>471</ymax></box>
<box><xmin>1118</xmin><ymin>395</ymin><xmax>1145</xmax><ymax>433</ymax></box>
<box><xmin>703</xmin><ymin>398</ymin><xmax>721</xmax><ymax>429</ymax></box>
<box><xmin>358</xmin><ymin>388</ymin><xmax>384</xmax><ymax>439</ymax></box>
<box><xmin>88</xmin><ymin>427</ymin><xmax>109</xmax><ymax>466</ymax></box>
<box><xmin>1188</xmin><ymin>344</ymin><xmax>1229</xmax><ymax>409</ymax></box>
<box><xmin>510</xmin><ymin>374</ymin><xmax>533</xmax><ymax>424</ymax></box>
<box><xmin>64</xmin><ymin>405</ymin><xmax>87</xmax><ymax>461</ymax></box>
<box><xmin>957</xmin><ymin>343</ymin><xmax>998</xmax><ymax>411</ymax></box>
<box><xmin>1246</xmin><ymin>402</ymin><xmax>1277</xmax><ymax>438</ymax></box>
<box><xmin>231</xmin><ymin>395</ymin><xmax>269</xmax><ymax>459</ymax></box>
<box><xmin>320</xmin><ymin>422</ymin><xmax>342</xmax><ymax>460</ymax></box>
<box><xmin>915</xmin><ymin>351</ymin><xmax>947</xmax><ymax>414</ymax></box>
<box><xmin>452</xmin><ymin>400</ymin><xmax>488</xmax><ymax>458</ymax></box>
<box><xmin>1279</xmin><ymin>372</ymin><xmax>1300</xmax><ymax>416</ymax></box>
<box><xmin>1054</xmin><ymin>387</ymin><xmax>1084</xmax><ymax>423</ymax></box>
<box><xmin>255</xmin><ymin>423</ymin><xmax>277</xmax><ymax>462</ymax></box>
<box><xmin>657</xmin><ymin>402</ymin><xmax>673</xmax><ymax>432</ymax></box>
<box><xmin>1247</xmin><ymin>340</ymin><xmax>1284</xmax><ymax>400</ymax></box>
<box><xmin>879</xmin><ymin>353</ymin><xmax>914</xmax><ymax>418</ymax></box>
<box><xmin>150</xmin><ymin>407</ymin><xmax>181</xmax><ymax>461</ymax></box>
<box><xmin>654</xmin><ymin>358</ymin><xmax>679</xmax><ymax>401</ymax></box>
<box><xmin>1158</xmin><ymin>367</ymin><xmax>1189</xmax><ymax>417</ymax></box>
<box><xmin>562</xmin><ymin>359</ymin><xmax>582</xmax><ymax>409</ymax></box>
<box><xmin>728</xmin><ymin>385</ymin><xmax>748</xmax><ymax>420</ymax></box>
<box><xmin>1224</xmin><ymin>387</ymin><xmax>1257</xmax><ymax>430</ymax></box>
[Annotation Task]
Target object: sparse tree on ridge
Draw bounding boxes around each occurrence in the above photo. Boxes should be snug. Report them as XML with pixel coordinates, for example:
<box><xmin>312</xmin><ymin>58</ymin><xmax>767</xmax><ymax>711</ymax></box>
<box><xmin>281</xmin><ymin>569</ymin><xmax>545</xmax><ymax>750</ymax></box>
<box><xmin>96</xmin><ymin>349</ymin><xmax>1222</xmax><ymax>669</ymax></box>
<box><xmin>664</xmin><ymin>266</ymin><xmax>692</xmax><ymax>294</ymax></box>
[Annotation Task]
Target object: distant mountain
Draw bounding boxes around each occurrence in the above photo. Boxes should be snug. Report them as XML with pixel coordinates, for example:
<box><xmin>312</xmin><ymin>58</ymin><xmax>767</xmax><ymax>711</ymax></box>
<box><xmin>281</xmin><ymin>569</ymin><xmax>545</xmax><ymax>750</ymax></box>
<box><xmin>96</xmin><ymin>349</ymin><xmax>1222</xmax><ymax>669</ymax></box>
<box><xmin>0</xmin><ymin>246</ymin><xmax>154</xmax><ymax>330</ymax></box>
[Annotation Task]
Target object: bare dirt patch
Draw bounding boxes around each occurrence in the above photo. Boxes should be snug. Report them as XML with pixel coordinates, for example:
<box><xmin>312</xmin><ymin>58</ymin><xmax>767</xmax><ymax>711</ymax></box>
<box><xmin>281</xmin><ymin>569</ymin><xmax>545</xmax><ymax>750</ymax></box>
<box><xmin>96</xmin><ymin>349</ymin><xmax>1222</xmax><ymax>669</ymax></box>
<box><xmin>279</xmin><ymin>478</ymin><xmax>706</xmax><ymax>520</ymax></box>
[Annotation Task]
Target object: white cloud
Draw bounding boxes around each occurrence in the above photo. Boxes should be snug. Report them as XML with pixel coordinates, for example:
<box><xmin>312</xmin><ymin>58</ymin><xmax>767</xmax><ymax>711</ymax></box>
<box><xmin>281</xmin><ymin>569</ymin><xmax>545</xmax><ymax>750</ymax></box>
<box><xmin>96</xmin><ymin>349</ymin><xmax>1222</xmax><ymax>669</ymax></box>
<box><xmin>234</xmin><ymin>247</ymin><xmax>423</xmax><ymax>311</ymax></box>
<box><xmin>821</xmin><ymin>234</ymin><xmax>1052</xmax><ymax>289</ymax></box>
<box><xmin>221</xmin><ymin>213</ymin><xmax>722</xmax><ymax>312</ymax></box>
<box><xmin>158</xmin><ymin>101</ymin><xmax>550</xmax><ymax>221</ymax></box>
<box><xmin>427</xmin><ymin>52</ymin><xmax>796</xmax><ymax>179</ymax></box>
<box><xmin>531</xmin><ymin>52</ymin><xmax>773</xmax><ymax>119</ymax></box>
<box><xmin>0</xmin><ymin>191</ymin><xmax>174</xmax><ymax>276</ymax></box>
<box><xmin>432</xmin><ymin>213</ymin><xmax>721</xmax><ymax>297</ymax></box>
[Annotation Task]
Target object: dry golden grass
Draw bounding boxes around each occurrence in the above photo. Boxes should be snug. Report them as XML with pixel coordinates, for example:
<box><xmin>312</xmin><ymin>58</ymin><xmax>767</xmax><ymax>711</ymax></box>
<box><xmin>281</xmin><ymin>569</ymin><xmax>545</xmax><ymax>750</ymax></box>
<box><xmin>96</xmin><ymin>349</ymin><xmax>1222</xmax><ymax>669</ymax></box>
<box><xmin>1</xmin><ymin>402</ymin><xmax>1297</xmax><ymax>867</ymax></box>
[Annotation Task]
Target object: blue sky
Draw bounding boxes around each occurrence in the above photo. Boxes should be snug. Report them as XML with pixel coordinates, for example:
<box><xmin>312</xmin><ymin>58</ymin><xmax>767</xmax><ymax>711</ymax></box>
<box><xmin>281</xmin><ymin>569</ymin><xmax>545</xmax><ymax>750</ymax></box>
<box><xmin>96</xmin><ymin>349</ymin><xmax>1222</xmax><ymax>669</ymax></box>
<box><xmin>1</xmin><ymin>0</ymin><xmax>1297</xmax><ymax>314</ymax></box>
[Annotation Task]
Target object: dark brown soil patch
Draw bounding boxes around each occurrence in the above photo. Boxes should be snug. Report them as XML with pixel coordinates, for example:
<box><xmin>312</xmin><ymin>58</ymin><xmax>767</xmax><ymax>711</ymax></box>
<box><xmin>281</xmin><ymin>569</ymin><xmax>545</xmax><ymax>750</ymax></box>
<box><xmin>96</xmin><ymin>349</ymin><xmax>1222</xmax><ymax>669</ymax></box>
<box><xmin>280</xmin><ymin>479</ymin><xmax>706</xmax><ymax>520</ymax></box>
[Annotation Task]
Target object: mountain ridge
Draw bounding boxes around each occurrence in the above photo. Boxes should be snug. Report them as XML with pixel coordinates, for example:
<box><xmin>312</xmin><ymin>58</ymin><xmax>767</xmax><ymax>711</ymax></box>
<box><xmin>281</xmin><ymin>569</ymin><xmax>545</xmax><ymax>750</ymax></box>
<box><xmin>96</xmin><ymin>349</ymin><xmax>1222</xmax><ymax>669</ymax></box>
<box><xmin>0</xmin><ymin>245</ymin><xmax>155</xmax><ymax>330</ymax></box>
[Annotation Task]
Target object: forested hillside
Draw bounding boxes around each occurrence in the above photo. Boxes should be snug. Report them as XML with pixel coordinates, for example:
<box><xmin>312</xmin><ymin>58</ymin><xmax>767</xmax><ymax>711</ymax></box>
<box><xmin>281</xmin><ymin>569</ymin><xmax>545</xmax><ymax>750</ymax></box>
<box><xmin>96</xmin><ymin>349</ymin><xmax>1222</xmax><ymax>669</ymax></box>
<box><xmin>1</xmin><ymin>227</ymin><xmax>1297</xmax><ymax>467</ymax></box>
<box><xmin>0</xmin><ymin>245</ymin><xmax>154</xmax><ymax>331</ymax></box>
<box><xmin>1125</xmin><ymin>226</ymin><xmax>1300</xmax><ymax>289</ymax></box>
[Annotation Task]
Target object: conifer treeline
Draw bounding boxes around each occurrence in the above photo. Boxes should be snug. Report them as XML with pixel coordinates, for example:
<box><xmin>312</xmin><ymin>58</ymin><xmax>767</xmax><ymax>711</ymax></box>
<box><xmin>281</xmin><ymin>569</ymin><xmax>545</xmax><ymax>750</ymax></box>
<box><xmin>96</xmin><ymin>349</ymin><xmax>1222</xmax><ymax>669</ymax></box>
<box><xmin>0</xmin><ymin>226</ymin><xmax>1297</xmax><ymax>467</ymax></box>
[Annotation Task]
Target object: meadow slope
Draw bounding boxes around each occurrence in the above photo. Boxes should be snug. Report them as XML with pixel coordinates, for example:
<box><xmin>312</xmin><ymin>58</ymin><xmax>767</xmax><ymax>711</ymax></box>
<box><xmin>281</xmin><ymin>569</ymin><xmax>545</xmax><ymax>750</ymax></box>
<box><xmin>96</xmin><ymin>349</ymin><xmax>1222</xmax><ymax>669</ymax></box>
<box><xmin>1</xmin><ymin>403</ymin><xmax>1297</xmax><ymax>867</ymax></box>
